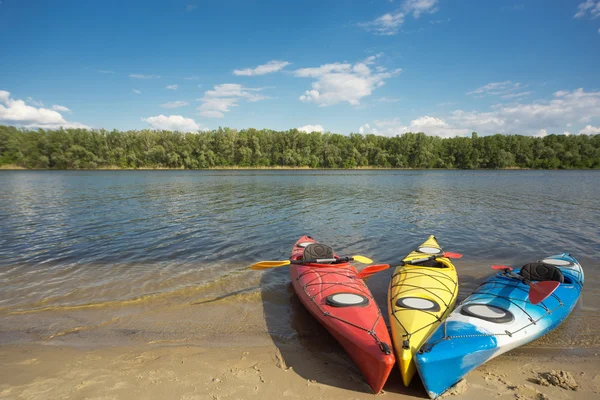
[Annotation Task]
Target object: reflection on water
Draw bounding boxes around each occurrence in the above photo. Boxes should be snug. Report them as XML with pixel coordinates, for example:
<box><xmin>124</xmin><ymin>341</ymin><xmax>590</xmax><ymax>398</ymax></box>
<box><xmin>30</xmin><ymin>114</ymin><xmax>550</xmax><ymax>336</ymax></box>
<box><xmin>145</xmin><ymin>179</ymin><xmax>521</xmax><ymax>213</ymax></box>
<box><xmin>0</xmin><ymin>170</ymin><xmax>598</xmax><ymax>348</ymax></box>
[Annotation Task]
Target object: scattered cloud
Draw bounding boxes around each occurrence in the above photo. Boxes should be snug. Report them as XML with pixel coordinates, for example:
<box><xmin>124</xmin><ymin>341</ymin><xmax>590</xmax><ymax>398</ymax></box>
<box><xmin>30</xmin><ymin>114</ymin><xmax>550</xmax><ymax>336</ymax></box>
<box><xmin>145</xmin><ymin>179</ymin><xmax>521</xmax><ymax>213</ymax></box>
<box><xmin>97</xmin><ymin>69</ymin><xmax>114</xmax><ymax>74</ymax></box>
<box><xmin>467</xmin><ymin>81</ymin><xmax>529</xmax><ymax>98</ymax></box>
<box><xmin>370</xmin><ymin>116</ymin><xmax>468</xmax><ymax>137</ymax></box>
<box><xmin>437</xmin><ymin>101</ymin><xmax>455</xmax><ymax>107</ymax></box>
<box><xmin>452</xmin><ymin>88</ymin><xmax>600</xmax><ymax>135</ymax></box>
<box><xmin>51</xmin><ymin>105</ymin><xmax>71</xmax><ymax>113</ymax></box>
<box><xmin>500</xmin><ymin>91</ymin><xmax>532</xmax><ymax>99</ymax></box>
<box><xmin>26</xmin><ymin>97</ymin><xmax>44</xmax><ymax>107</ymax></box>
<box><xmin>579</xmin><ymin>124</ymin><xmax>600</xmax><ymax>134</ymax></box>
<box><xmin>534</xmin><ymin>129</ymin><xmax>548</xmax><ymax>138</ymax></box>
<box><xmin>297</xmin><ymin>124</ymin><xmax>324</xmax><ymax>133</ymax></box>
<box><xmin>129</xmin><ymin>74</ymin><xmax>161</xmax><ymax>79</ymax></box>
<box><xmin>294</xmin><ymin>54</ymin><xmax>401</xmax><ymax>106</ymax></box>
<box><xmin>133</xmin><ymin>89</ymin><xmax>141</xmax><ymax>94</ymax></box>
<box><xmin>358</xmin><ymin>123</ymin><xmax>378</xmax><ymax>134</ymax></box>
<box><xmin>359</xmin><ymin>0</ymin><xmax>439</xmax><ymax>35</ymax></box>
<box><xmin>574</xmin><ymin>0</ymin><xmax>600</xmax><ymax>18</ymax></box>
<box><xmin>161</xmin><ymin>101</ymin><xmax>189</xmax><ymax>109</ymax></box>
<box><xmin>378</xmin><ymin>96</ymin><xmax>401</xmax><ymax>103</ymax></box>
<box><xmin>197</xmin><ymin>83</ymin><xmax>269</xmax><ymax>118</ymax></box>
<box><xmin>362</xmin><ymin>88</ymin><xmax>600</xmax><ymax>137</ymax></box>
<box><xmin>184</xmin><ymin>76</ymin><xmax>199</xmax><ymax>80</ymax></box>
<box><xmin>403</xmin><ymin>0</ymin><xmax>439</xmax><ymax>18</ymax></box>
<box><xmin>0</xmin><ymin>90</ymin><xmax>89</xmax><ymax>129</ymax></box>
<box><xmin>186</xmin><ymin>4</ymin><xmax>198</xmax><ymax>12</ymax></box>
<box><xmin>359</xmin><ymin>12</ymin><xmax>405</xmax><ymax>35</ymax></box>
<box><xmin>165</xmin><ymin>84</ymin><xmax>178</xmax><ymax>90</ymax></box>
<box><xmin>142</xmin><ymin>115</ymin><xmax>200</xmax><ymax>132</ymax></box>
<box><xmin>233</xmin><ymin>60</ymin><xmax>291</xmax><ymax>76</ymax></box>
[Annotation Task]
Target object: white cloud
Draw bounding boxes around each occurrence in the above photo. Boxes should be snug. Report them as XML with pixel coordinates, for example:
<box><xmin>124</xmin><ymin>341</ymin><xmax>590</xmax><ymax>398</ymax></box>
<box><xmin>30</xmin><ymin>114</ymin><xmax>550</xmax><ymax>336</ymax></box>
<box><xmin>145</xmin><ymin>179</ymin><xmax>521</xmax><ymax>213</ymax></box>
<box><xmin>294</xmin><ymin>55</ymin><xmax>401</xmax><ymax>106</ymax></box>
<box><xmin>233</xmin><ymin>60</ymin><xmax>291</xmax><ymax>76</ymax></box>
<box><xmin>535</xmin><ymin>129</ymin><xmax>548</xmax><ymax>138</ymax></box>
<box><xmin>26</xmin><ymin>97</ymin><xmax>44</xmax><ymax>107</ymax></box>
<box><xmin>51</xmin><ymin>105</ymin><xmax>71</xmax><ymax>113</ymax></box>
<box><xmin>129</xmin><ymin>74</ymin><xmax>161</xmax><ymax>79</ymax></box>
<box><xmin>370</xmin><ymin>116</ymin><xmax>468</xmax><ymax>137</ymax></box>
<box><xmin>574</xmin><ymin>0</ymin><xmax>600</xmax><ymax>18</ymax></box>
<box><xmin>165</xmin><ymin>84</ymin><xmax>178</xmax><ymax>90</ymax></box>
<box><xmin>142</xmin><ymin>115</ymin><xmax>200</xmax><ymax>132</ymax></box>
<box><xmin>133</xmin><ymin>89</ymin><xmax>141</xmax><ymax>94</ymax></box>
<box><xmin>297</xmin><ymin>124</ymin><xmax>324</xmax><ymax>133</ymax></box>
<box><xmin>359</xmin><ymin>0</ymin><xmax>439</xmax><ymax>35</ymax></box>
<box><xmin>409</xmin><ymin>116</ymin><xmax>469</xmax><ymax>137</ymax></box>
<box><xmin>378</xmin><ymin>97</ymin><xmax>401</xmax><ymax>103</ymax></box>
<box><xmin>0</xmin><ymin>90</ymin><xmax>89</xmax><ymax>129</ymax></box>
<box><xmin>403</xmin><ymin>0</ymin><xmax>439</xmax><ymax>18</ymax></box>
<box><xmin>197</xmin><ymin>83</ymin><xmax>269</xmax><ymax>118</ymax></box>
<box><xmin>358</xmin><ymin>123</ymin><xmax>379</xmax><ymax>134</ymax></box>
<box><xmin>358</xmin><ymin>12</ymin><xmax>405</xmax><ymax>35</ymax></box>
<box><xmin>467</xmin><ymin>81</ymin><xmax>526</xmax><ymax>97</ymax></box>
<box><xmin>161</xmin><ymin>101</ymin><xmax>189</xmax><ymax>109</ymax></box>
<box><xmin>184</xmin><ymin>76</ymin><xmax>199</xmax><ymax>80</ymax></box>
<box><xmin>501</xmin><ymin>91</ymin><xmax>531</xmax><ymax>99</ymax></box>
<box><xmin>579</xmin><ymin>125</ymin><xmax>600</xmax><ymax>135</ymax></box>
<box><xmin>447</xmin><ymin>88</ymin><xmax>600</xmax><ymax>135</ymax></box>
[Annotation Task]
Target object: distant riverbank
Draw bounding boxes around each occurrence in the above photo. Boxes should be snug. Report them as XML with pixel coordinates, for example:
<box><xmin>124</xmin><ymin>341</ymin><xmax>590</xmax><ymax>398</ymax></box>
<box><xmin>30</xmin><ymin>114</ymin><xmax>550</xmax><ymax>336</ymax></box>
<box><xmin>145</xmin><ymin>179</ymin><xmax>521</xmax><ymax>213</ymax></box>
<box><xmin>2</xmin><ymin>125</ymin><xmax>599</xmax><ymax>170</ymax></box>
<box><xmin>0</xmin><ymin>165</ymin><xmax>539</xmax><ymax>170</ymax></box>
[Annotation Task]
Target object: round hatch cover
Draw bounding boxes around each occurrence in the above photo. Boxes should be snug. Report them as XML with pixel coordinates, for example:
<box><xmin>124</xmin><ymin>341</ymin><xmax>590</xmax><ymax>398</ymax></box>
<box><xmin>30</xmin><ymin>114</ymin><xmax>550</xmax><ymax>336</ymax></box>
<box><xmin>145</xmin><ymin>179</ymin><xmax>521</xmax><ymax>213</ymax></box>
<box><xmin>461</xmin><ymin>303</ymin><xmax>514</xmax><ymax>323</ymax></box>
<box><xmin>541</xmin><ymin>258</ymin><xmax>572</xmax><ymax>266</ymax></box>
<box><xmin>396</xmin><ymin>297</ymin><xmax>440</xmax><ymax>312</ymax></box>
<box><xmin>326</xmin><ymin>293</ymin><xmax>369</xmax><ymax>307</ymax></box>
<box><xmin>418</xmin><ymin>246</ymin><xmax>442</xmax><ymax>255</ymax></box>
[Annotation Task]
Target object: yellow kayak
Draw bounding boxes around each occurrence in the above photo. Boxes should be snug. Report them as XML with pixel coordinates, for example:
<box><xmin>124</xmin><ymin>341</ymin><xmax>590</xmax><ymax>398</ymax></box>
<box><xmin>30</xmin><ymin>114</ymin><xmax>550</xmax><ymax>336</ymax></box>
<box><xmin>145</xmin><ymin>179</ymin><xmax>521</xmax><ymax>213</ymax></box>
<box><xmin>387</xmin><ymin>235</ymin><xmax>459</xmax><ymax>386</ymax></box>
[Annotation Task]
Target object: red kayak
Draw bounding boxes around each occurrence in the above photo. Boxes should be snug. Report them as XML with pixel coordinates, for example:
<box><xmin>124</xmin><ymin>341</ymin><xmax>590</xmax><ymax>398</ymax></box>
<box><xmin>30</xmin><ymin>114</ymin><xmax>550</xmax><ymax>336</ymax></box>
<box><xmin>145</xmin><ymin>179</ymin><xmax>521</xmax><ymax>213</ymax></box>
<box><xmin>289</xmin><ymin>235</ymin><xmax>395</xmax><ymax>393</ymax></box>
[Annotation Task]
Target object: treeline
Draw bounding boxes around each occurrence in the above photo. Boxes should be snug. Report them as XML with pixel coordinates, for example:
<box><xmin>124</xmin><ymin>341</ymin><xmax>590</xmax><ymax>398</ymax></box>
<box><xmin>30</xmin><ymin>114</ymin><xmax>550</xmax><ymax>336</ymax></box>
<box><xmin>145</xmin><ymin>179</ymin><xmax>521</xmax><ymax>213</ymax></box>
<box><xmin>1</xmin><ymin>125</ymin><xmax>599</xmax><ymax>169</ymax></box>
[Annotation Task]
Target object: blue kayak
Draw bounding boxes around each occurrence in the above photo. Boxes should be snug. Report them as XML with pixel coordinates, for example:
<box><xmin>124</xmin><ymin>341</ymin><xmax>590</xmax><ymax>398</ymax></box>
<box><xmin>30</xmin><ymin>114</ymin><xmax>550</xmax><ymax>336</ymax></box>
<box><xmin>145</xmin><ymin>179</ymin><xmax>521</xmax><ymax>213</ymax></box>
<box><xmin>415</xmin><ymin>253</ymin><xmax>584</xmax><ymax>399</ymax></box>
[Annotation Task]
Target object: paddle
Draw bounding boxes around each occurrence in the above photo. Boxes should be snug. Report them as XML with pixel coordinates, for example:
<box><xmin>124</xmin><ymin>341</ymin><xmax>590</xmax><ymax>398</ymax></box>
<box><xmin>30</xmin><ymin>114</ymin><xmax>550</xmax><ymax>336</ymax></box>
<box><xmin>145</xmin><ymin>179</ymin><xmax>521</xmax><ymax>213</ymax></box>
<box><xmin>357</xmin><ymin>252</ymin><xmax>463</xmax><ymax>279</ymax></box>
<box><xmin>491</xmin><ymin>265</ymin><xmax>560</xmax><ymax>305</ymax></box>
<box><xmin>250</xmin><ymin>255</ymin><xmax>373</xmax><ymax>270</ymax></box>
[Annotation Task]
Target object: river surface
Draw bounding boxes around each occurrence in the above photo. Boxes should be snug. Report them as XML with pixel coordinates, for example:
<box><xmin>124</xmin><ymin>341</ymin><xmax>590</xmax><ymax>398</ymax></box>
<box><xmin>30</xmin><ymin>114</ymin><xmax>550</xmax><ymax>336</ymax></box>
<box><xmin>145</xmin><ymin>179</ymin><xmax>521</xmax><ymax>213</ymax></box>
<box><xmin>0</xmin><ymin>170</ymin><xmax>598</xmax><ymax>350</ymax></box>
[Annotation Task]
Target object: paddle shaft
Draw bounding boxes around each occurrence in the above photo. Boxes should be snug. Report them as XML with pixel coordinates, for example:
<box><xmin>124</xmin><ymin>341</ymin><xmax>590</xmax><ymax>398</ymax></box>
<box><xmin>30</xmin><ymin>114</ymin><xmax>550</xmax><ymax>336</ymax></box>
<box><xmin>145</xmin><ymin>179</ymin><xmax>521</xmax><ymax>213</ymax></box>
<box><xmin>291</xmin><ymin>256</ymin><xmax>354</xmax><ymax>264</ymax></box>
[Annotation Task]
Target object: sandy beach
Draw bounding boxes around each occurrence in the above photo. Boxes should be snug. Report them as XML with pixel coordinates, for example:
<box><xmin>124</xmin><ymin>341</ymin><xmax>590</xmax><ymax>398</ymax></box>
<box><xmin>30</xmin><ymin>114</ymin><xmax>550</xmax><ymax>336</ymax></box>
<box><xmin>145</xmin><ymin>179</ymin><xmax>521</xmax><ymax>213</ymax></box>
<box><xmin>1</xmin><ymin>341</ymin><xmax>599</xmax><ymax>400</ymax></box>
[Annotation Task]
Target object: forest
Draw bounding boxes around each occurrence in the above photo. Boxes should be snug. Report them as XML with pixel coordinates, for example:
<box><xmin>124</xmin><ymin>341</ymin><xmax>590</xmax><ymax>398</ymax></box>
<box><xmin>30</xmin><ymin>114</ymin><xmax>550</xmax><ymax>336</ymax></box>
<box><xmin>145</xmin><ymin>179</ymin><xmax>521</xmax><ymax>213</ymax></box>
<box><xmin>1</xmin><ymin>125</ymin><xmax>599</xmax><ymax>169</ymax></box>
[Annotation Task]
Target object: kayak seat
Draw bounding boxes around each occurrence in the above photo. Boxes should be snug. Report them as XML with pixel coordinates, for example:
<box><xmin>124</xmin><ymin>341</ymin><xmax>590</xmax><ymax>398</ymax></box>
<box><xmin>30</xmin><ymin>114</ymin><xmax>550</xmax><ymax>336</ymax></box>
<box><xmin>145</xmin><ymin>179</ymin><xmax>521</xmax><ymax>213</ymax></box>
<box><xmin>303</xmin><ymin>243</ymin><xmax>335</xmax><ymax>262</ymax></box>
<box><xmin>519</xmin><ymin>262</ymin><xmax>564</xmax><ymax>283</ymax></box>
<box><xmin>417</xmin><ymin>259</ymin><xmax>447</xmax><ymax>268</ymax></box>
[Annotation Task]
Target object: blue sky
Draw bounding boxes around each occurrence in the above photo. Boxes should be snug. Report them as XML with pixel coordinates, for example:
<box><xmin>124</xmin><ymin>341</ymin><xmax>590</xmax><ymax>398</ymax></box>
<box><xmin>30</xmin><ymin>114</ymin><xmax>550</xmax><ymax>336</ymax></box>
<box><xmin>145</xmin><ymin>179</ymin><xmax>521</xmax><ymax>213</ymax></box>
<box><xmin>0</xmin><ymin>0</ymin><xmax>599</xmax><ymax>137</ymax></box>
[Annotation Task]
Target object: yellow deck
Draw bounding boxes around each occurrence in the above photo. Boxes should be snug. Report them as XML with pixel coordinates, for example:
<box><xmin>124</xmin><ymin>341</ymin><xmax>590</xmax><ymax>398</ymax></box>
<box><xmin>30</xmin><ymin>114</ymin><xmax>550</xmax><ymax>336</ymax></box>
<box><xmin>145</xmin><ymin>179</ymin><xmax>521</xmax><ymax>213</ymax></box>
<box><xmin>387</xmin><ymin>235</ymin><xmax>459</xmax><ymax>386</ymax></box>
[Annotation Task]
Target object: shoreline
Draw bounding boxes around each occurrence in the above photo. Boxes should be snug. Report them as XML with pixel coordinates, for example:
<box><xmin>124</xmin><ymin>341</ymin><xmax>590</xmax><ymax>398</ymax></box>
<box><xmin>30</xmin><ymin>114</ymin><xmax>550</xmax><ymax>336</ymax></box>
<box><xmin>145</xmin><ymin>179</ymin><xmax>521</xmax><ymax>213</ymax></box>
<box><xmin>3</xmin><ymin>166</ymin><xmax>590</xmax><ymax>171</ymax></box>
<box><xmin>1</xmin><ymin>341</ymin><xmax>598</xmax><ymax>399</ymax></box>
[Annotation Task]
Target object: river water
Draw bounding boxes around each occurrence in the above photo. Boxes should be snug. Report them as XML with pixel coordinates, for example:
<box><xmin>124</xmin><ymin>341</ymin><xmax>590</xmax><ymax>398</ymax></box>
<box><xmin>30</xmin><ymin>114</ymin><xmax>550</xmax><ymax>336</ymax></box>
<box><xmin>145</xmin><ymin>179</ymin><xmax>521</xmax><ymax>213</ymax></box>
<box><xmin>0</xmin><ymin>170</ymin><xmax>598</xmax><ymax>350</ymax></box>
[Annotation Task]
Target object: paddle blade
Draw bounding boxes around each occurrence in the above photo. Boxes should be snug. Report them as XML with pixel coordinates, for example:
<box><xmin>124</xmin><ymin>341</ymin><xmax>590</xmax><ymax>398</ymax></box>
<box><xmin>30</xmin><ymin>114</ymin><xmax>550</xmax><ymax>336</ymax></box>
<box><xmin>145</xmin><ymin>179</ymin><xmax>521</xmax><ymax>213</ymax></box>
<box><xmin>249</xmin><ymin>260</ymin><xmax>291</xmax><ymax>270</ymax></box>
<box><xmin>491</xmin><ymin>265</ymin><xmax>513</xmax><ymax>271</ymax></box>
<box><xmin>443</xmin><ymin>252</ymin><xmax>463</xmax><ymax>259</ymax></box>
<box><xmin>352</xmin><ymin>255</ymin><xmax>373</xmax><ymax>264</ymax></box>
<box><xmin>357</xmin><ymin>264</ymin><xmax>391</xmax><ymax>279</ymax></box>
<box><xmin>528</xmin><ymin>281</ymin><xmax>560</xmax><ymax>304</ymax></box>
